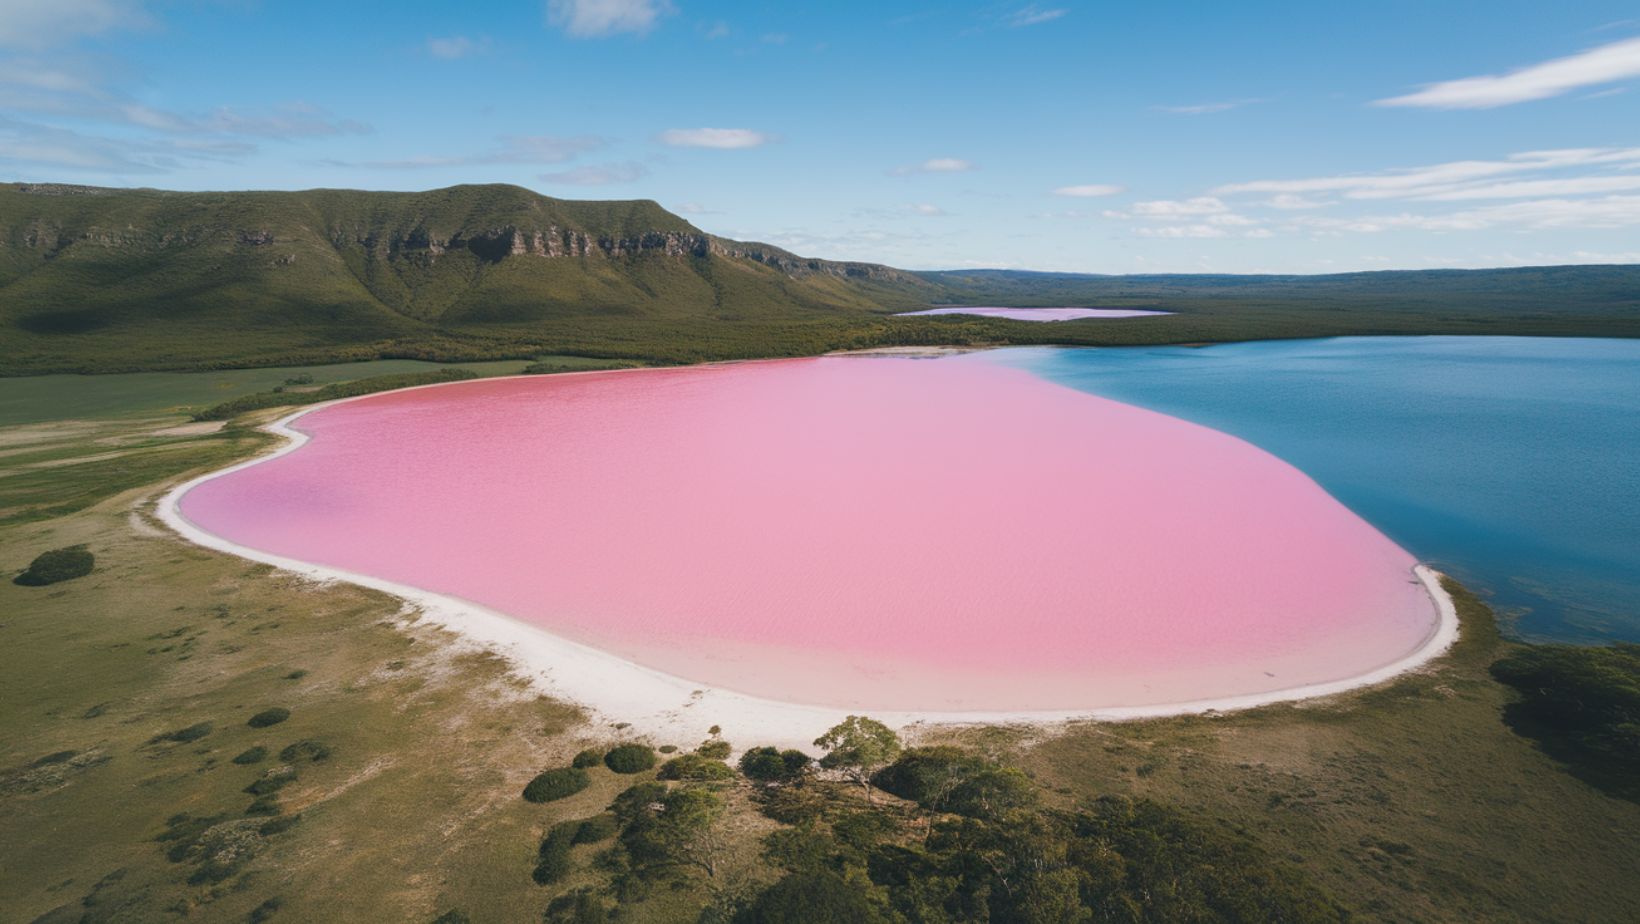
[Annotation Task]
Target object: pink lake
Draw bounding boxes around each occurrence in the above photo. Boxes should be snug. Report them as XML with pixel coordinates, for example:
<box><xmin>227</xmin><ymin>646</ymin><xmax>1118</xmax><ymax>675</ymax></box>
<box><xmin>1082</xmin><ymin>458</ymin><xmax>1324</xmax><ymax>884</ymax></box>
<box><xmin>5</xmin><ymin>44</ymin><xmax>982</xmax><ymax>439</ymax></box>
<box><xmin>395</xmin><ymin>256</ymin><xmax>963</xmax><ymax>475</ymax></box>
<box><xmin>897</xmin><ymin>306</ymin><xmax>1170</xmax><ymax>321</ymax></box>
<box><xmin>178</xmin><ymin>356</ymin><xmax>1437</xmax><ymax>712</ymax></box>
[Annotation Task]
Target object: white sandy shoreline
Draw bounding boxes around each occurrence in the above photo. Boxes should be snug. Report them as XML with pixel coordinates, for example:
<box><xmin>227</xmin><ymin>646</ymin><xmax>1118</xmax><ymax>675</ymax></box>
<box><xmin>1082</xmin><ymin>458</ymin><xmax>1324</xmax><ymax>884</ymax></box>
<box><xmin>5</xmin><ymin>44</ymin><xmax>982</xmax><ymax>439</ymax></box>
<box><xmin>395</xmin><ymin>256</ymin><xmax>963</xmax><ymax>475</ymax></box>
<box><xmin>156</xmin><ymin>371</ymin><xmax>1461</xmax><ymax>752</ymax></box>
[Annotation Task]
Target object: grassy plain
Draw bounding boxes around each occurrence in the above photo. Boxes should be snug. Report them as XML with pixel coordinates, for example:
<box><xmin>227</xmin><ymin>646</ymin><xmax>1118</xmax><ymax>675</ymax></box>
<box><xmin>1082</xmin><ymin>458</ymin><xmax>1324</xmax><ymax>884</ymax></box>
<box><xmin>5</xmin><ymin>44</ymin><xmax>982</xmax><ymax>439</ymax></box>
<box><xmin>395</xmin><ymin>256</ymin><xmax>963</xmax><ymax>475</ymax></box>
<box><xmin>1</xmin><ymin>364</ymin><xmax>1637</xmax><ymax>922</ymax></box>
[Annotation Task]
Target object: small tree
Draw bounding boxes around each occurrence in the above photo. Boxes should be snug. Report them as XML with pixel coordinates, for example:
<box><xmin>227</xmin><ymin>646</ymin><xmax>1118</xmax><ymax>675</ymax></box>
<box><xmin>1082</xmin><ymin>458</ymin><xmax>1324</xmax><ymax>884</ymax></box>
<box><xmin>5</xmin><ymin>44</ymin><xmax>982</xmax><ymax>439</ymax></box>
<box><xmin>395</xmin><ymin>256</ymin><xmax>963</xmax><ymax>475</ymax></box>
<box><xmin>813</xmin><ymin>716</ymin><xmax>901</xmax><ymax>802</ymax></box>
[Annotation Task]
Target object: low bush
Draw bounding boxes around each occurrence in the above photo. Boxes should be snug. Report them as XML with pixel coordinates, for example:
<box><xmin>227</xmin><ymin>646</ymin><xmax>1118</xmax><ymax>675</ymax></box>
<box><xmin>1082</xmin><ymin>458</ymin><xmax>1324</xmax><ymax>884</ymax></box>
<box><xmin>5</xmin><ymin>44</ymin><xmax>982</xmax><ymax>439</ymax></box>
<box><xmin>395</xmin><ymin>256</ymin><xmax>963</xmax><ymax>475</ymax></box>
<box><xmin>533</xmin><ymin>821</ymin><xmax>580</xmax><ymax>885</ymax></box>
<box><xmin>245</xmin><ymin>795</ymin><xmax>281</xmax><ymax>816</ymax></box>
<box><xmin>522</xmin><ymin>767</ymin><xmax>590</xmax><ymax>803</ymax></box>
<box><xmin>279</xmin><ymin>739</ymin><xmax>331</xmax><ymax>763</ymax></box>
<box><xmin>609</xmin><ymin>782</ymin><xmax>669</xmax><ymax>824</ymax></box>
<box><xmin>14</xmin><ymin>546</ymin><xmax>95</xmax><ymax>586</ymax></box>
<box><xmin>249</xmin><ymin>897</ymin><xmax>283</xmax><ymax>924</ymax></box>
<box><xmin>658</xmin><ymin>745</ymin><xmax>679</xmax><ymax>754</ymax></box>
<box><xmin>740</xmin><ymin>747</ymin><xmax>812</xmax><ymax>783</ymax></box>
<box><xmin>657</xmin><ymin>753</ymin><xmax>735</xmax><ymax>782</ymax></box>
<box><xmin>244</xmin><ymin>767</ymin><xmax>297</xmax><ymax>796</ymax></box>
<box><xmin>571</xmin><ymin>747</ymin><xmax>605</xmax><ymax>769</ymax></box>
<box><xmin>544</xmin><ymin>889</ymin><xmax>611</xmax><ymax>924</ymax></box>
<box><xmin>231</xmin><ymin>747</ymin><xmax>267</xmax><ymax>765</ymax></box>
<box><xmin>604</xmin><ymin>743</ymin><xmax>656</xmax><ymax>774</ymax></box>
<box><xmin>150</xmin><ymin>722</ymin><xmax>212</xmax><ymax>744</ymax></box>
<box><xmin>697</xmin><ymin>739</ymin><xmax>732</xmax><ymax>760</ymax></box>
<box><xmin>247</xmin><ymin>708</ymin><xmax>291</xmax><ymax>728</ymax></box>
<box><xmin>1491</xmin><ymin>642</ymin><xmax>1640</xmax><ymax>801</ymax></box>
<box><xmin>572</xmin><ymin>813</ymin><xmax>619</xmax><ymax>844</ymax></box>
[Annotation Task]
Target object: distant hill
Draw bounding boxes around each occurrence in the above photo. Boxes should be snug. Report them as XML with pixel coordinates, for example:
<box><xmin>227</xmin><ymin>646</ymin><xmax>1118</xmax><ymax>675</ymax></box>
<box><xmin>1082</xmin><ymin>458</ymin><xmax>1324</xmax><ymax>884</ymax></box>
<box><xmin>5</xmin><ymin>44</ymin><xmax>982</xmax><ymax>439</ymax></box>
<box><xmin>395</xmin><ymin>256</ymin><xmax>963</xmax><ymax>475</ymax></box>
<box><xmin>3</xmin><ymin>183</ymin><xmax>1637</xmax><ymax>374</ymax></box>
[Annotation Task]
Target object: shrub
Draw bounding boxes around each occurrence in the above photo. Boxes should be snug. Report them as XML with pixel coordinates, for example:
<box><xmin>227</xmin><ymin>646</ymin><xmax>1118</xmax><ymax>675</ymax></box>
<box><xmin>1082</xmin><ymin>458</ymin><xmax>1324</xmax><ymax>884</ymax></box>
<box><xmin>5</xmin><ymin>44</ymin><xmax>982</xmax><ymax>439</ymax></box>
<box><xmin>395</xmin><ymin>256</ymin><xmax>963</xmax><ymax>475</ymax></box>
<box><xmin>1491</xmin><ymin>642</ymin><xmax>1640</xmax><ymax>800</ymax></box>
<box><xmin>534</xmin><ymin>821</ymin><xmax>579</xmax><ymax>885</ymax></box>
<box><xmin>571</xmin><ymin>748</ymin><xmax>605</xmax><ymax>769</ymax></box>
<box><xmin>245</xmin><ymin>795</ymin><xmax>282</xmax><ymax>816</ymax></box>
<box><xmin>431</xmin><ymin>913</ymin><xmax>471</xmax><ymax>924</ymax></box>
<box><xmin>279</xmin><ymin>739</ymin><xmax>331</xmax><ymax>763</ymax></box>
<box><xmin>572</xmin><ymin>813</ymin><xmax>619</xmax><ymax>844</ymax></box>
<box><xmin>734</xmin><ymin>870</ymin><xmax>887</xmax><ymax>924</ymax></box>
<box><xmin>609</xmin><ymin>782</ymin><xmax>669</xmax><ymax>824</ymax></box>
<box><xmin>697</xmin><ymin>739</ymin><xmax>732</xmax><ymax>760</ymax></box>
<box><xmin>522</xmin><ymin>767</ymin><xmax>590</xmax><ymax>803</ymax></box>
<box><xmin>740</xmin><ymin>747</ymin><xmax>812</xmax><ymax>783</ymax></box>
<box><xmin>244</xmin><ymin>766</ymin><xmax>297</xmax><ymax>796</ymax></box>
<box><xmin>249</xmin><ymin>897</ymin><xmax>283</xmax><ymax>924</ymax></box>
<box><xmin>150</xmin><ymin>722</ymin><xmax>212</xmax><ymax>744</ymax></box>
<box><xmin>14</xmin><ymin>546</ymin><xmax>94</xmax><ymax>586</ymax></box>
<box><xmin>658</xmin><ymin>744</ymin><xmax>679</xmax><ymax>753</ymax></box>
<box><xmin>603</xmin><ymin>743</ymin><xmax>656</xmax><ymax>774</ymax></box>
<box><xmin>259</xmin><ymin>815</ymin><xmax>301</xmax><ymax>836</ymax></box>
<box><xmin>247</xmin><ymin>708</ymin><xmax>290</xmax><ymax>728</ymax></box>
<box><xmin>657</xmin><ymin>753</ymin><xmax>735</xmax><ymax>782</ymax></box>
<box><xmin>544</xmin><ymin>889</ymin><xmax>610</xmax><ymax>924</ymax></box>
<box><xmin>754</xmin><ymin>784</ymin><xmax>828</xmax><ymax>826</ymax></box>
<box><xmin>231</xmin><ymin>747</ymin><xmax>268</xmax><ymax>765</ymax></box>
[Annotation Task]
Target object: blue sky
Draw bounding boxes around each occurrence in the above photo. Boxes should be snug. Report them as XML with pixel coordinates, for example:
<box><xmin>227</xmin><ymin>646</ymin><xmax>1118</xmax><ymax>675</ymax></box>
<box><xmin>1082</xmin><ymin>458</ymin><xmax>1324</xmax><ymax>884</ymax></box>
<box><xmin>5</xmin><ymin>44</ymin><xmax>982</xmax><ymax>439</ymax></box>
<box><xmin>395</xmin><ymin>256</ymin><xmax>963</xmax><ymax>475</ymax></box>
<box><xmin>4</xmin><ymin>1</ymin><xmax>1640</xmax><ymax>273</ymax></box>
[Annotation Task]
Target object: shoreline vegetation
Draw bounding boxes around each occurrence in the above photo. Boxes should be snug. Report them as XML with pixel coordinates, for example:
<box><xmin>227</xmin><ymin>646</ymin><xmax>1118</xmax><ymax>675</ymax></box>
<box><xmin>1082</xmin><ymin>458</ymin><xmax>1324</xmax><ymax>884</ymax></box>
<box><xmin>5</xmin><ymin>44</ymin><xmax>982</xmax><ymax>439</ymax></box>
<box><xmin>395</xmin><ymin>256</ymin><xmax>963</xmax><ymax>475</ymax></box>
<box><xmin>4</xmin><ymin>184</ymin><xmax>1640</xmax><ymax>378</ymax></box>
<box><xmin>1</xmin><ymin>346</ymin><xmax>1636</xmax><ymax>921</ymax></box>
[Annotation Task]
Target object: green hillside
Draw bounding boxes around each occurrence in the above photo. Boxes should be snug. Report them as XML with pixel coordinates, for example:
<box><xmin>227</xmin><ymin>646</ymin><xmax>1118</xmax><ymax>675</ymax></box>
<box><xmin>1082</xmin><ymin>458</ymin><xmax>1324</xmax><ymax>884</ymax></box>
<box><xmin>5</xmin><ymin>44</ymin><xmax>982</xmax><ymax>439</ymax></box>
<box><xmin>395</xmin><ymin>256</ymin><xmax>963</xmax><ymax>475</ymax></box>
<box><xmin>3</xmin><ymin>182</ymin><xmax>1639</xmax><ymax>375</ymax></box>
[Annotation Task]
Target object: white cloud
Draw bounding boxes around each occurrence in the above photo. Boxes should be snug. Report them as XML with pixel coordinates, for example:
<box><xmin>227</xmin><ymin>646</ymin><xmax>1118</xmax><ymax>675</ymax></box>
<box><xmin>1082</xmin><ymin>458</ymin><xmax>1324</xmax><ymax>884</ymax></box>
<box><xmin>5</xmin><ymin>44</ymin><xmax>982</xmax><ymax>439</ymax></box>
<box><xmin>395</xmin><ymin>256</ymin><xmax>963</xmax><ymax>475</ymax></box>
<box><xmin>0</xmin><ymin>0</ymin><xmax>147</xmax><ymax>49</ymax></box>
<box><xmin>701</xmin><ymin>21</ymin><xmax>730</xmax><ymax>40</ymax></box>
<box><xmin>427</xmin><ymin>35</ymin><xmax>488</xmax><ymax>59</ymax></box>
<box><xmin>547</xmin><ymin>0</ymin><xmax>672</xmax><ymax>38</ymax></box>
<box><xmin>1293</xmin><ymin>196</ymin><xmax>1640</xmax><ymax>233</ymax></box>
<box><xmin>1053</xmin><ymin>184</ymin><xmax>1123</xmax><ymax>197</ymax></box>
<box><xmin>1375</xmin><ymin>36</ymin><xmax>1640</xmax><ymax>109</ymax></box>
<box><xmin>907</xmin><ymin>203</ymin><xmax>946</xmax><ymax>216</ymax></box>
<box><xmin>891</xmin><ymin>157</ymin><xmax>975</xmax><ymax>176</ymax></box>
<box><xmin>1152</xmin><ymin>98</ymin><xmax>1266</xmax><ymax>115</ymax></box>
<box><xmin>538</xmin><ymin>162</ymin><xmax>647</xmax><ymax>185</ymax></box>
<box><xmin>1129</xmin><ymin>196</ymin><xmax>1230</xmax><ymax>217</ymax></box>
<box><xmin>1007</xmin><ymin>5</ymin><xmax>1067</xmax><ymax>28</ymax></box>
<box><xmin>674</xmin><ymin>202</ymin><xmax>719</xmax><ymax>215</ymax></box>
<box><xmin>658</xmin><ymin>127</ymin><xmax>769</xmax><ymax>149</ymax></box>
<box><xmin>1266</xmin><ymin>193</ymin><xmax>1333</xmax><ymax>209</ymax></box>
<box><xmin>1215</xmin><ymin>147</ymin><xmax>1640</xmax><ymax>200</ymax></box>
<box><xmin>1135</xmin><ymin>224</ymin><xmax>1228</xmax><ymax>239</ymax></box>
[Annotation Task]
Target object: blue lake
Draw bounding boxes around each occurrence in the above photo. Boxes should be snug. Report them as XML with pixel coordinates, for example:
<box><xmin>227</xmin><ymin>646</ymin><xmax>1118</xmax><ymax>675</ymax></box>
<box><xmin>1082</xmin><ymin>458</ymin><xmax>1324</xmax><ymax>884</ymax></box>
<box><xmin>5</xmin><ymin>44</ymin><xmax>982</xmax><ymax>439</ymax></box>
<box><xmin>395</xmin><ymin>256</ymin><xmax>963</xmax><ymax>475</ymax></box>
<box><xmin>992</xmin><ymin>336</ymin><xmax>1640</xmax><ymax>644</ymax></box>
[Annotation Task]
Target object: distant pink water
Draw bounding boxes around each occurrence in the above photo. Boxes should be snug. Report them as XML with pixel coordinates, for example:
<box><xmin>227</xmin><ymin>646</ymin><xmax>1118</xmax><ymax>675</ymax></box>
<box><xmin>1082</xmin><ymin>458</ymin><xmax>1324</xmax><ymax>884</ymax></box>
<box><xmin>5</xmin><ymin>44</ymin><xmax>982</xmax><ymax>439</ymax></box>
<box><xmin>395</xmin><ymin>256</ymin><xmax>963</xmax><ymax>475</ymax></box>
<box><xmin>179</xmin><ymin>356</ymin><xmax>1436</xmax><ymax>711</ymax></box>
<box><xmin>898</xmin><ymin>306</ymin><xmax>1170</xmax><ymax>321</ymax></box>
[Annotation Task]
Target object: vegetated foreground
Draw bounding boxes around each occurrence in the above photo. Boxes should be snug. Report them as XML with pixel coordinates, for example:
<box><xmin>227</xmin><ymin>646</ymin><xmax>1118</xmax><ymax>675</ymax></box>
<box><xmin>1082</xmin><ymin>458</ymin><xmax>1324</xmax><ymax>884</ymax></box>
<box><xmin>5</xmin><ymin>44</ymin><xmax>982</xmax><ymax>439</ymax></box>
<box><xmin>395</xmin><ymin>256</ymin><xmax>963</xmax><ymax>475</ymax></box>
<box><xmin>1</xmin><ymin>371</ymin><xmax>1638</xmax><ymax>922</ymax></box>
<box><xmin>4</xmin><ymin>182</ymin><xmax>1640</xmax><ymax>376</ymax></box>
<box><xmin>178</xmin><ymin>354</ymin><xmax>1437</xmax><ymax>712</ymax></box>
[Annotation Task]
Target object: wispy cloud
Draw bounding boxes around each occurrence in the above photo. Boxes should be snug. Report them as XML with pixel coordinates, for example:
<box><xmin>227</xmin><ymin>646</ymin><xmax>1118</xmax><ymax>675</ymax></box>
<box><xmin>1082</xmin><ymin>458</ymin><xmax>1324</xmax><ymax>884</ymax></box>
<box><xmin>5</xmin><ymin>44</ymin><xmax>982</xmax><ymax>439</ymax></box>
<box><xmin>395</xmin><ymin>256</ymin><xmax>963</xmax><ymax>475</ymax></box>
<box><xmin>1007</xmin><ymin>5</ymin><xmax>1067</xmax><ymax>28</ymax></box>
<box><xmin>673</xmin><ymin>202</ymin><xmax>719</xmax><ymax>215</ymax></box>
<box><xmin>1152</xmin><ymin>98</ymin><xmax>1266</xmax><ymax>115</ymax></box>
<box><xmin>891</xmin><ymin>157</ymin><xmax>974</xmax><ymax>176</ymax></box>
<box><xmin>1290</xmin><ymin>196</ymin><xmax>1640</xmax><ymax>233</ymax></box>
<box><xmin>0</xmin><ymin>114</ymin><xmax>251</xmax><ymax>174</ymax></box>
<box><xmin>1128</xmin><ymin>197</ymin><xmax>1231</xmax><ymax>217</ymax></box>
<box><xmin>538</xmin><ymin>162</ymin><xmax>647</xmax><ymax>185</ymax></box>
<box><xmin>906</xmin><ymin>203</ymin><xmax>947</xmax><ymax>216</ymax></box>
<box><xmin>427</xmin><ymin>35</ymin><xmax>489</xmax><ymax>59</ymax></box>
<box><xmin>0</xmin><ymin>0</ymin><xmax>148</xmax><ymax>49</ymax></box>
<box><xmin>658</xmin><ymin>127</ymin><xmax>769</xmax><ymax>149</ymax></box>
<box><xmin>1214</xmin><ymin>147</ymin><xmax>1640</xmax><ymax>199</ymax></box>
<box><xmin>1375</xmin><ymin>36</ymin><xmax>1640</xmax><ymax>109</ymax></box>
<box><xmin>547</xmin><ymin>0</ymin><xmax>673</xmax><ymax>38</ymax></box>
<box><xmin>1053</xmin><ymin>184</ymin><xmax>1124</xmax><ymax>197</ymax></box>
<box><xmin>360</xmin><ymin>134</ymin><xmax>605</xmax><ymax>168</ymax></box>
